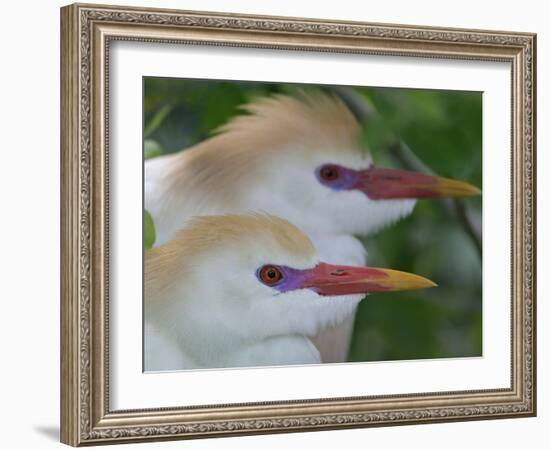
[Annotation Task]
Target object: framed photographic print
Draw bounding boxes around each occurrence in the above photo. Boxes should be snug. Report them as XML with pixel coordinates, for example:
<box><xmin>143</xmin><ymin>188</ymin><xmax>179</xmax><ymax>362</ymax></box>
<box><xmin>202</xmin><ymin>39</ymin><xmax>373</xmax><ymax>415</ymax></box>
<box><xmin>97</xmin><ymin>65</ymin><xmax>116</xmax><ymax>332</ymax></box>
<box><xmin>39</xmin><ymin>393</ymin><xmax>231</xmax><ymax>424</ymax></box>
<box><xmin>60</xmin><ymin>3</ymin><xmax>536</xmax><ymax>446</ymax></box>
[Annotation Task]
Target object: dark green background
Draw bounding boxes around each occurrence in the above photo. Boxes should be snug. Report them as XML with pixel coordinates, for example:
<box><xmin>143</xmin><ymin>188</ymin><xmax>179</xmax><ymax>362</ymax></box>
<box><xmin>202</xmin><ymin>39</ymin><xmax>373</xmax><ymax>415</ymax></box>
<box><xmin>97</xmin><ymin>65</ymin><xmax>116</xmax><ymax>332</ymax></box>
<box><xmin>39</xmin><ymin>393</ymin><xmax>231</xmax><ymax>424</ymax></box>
<box><xmin>144</xmin><ymin>78</ymin><xmax>483</xmax><ymax>362</ymax></box>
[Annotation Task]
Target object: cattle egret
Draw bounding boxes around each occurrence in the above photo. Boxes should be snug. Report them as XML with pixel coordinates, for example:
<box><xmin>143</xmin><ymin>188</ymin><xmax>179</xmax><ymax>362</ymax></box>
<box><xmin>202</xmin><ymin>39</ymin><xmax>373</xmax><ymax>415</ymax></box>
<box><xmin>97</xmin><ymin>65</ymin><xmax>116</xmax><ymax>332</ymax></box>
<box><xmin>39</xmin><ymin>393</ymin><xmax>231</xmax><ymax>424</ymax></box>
<box><xmin>145</xmin><ymin>91</ymin><xmax>480</xmax><ymax>362</ymax></box>
<box><xmin>144</xmin><ymin>214</ymin><xmax>436</xmax><ymax>371</ymax></box>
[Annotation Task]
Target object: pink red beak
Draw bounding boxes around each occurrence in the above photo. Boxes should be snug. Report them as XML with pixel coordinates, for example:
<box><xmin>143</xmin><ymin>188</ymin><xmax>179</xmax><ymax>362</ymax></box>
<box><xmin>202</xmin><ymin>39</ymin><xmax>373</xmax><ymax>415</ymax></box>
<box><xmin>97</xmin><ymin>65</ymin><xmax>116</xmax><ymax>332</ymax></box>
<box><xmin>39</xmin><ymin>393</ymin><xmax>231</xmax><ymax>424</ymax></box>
<box><xmin>354</xmin><ymin>166</ymin><xmax>481</xmax><ymax>200</ymax></box>
<box><xmin>300</xmin><ymin>262</ymin><xmax>436</xmax><ymax>296</ymax></box>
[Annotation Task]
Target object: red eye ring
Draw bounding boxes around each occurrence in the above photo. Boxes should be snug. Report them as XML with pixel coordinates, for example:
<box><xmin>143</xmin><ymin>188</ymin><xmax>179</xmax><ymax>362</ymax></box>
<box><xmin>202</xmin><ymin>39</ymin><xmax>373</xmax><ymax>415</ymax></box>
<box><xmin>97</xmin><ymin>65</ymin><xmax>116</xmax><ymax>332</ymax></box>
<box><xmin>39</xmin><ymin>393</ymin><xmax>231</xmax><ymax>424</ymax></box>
<box><xmin>258</xmin><ymin>265</ymin><xmax>283</xmax><ymax>286</ymax></box>
<box><xmin>319</xmin><ymin>165</ymin><xmax>339</xmax><ymax>181</ymax></box>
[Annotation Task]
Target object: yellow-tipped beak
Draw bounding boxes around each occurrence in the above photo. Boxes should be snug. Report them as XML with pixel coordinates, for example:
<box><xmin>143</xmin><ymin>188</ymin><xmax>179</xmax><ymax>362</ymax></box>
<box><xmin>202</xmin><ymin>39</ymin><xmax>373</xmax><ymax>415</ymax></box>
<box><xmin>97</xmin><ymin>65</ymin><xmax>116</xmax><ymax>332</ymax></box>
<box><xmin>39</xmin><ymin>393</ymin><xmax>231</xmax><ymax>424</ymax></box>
<box><xmin>433</xmin><ymin>176</ymin><xmax>482</xmax><ymax>197</ymax></box>
<box><xmin>355</xmin><ymin>166</ymin><xmax>481</xmax><ymax>199</ymax></box>
<box><xmin>301</xmin><ymin>263</ymin><xmax>437</xmax><ymax>296</ymax></box>
<box><xmin>372</xmin><ymin>268</ymin><xmax>438</xmax><ymax>292</ymax></box>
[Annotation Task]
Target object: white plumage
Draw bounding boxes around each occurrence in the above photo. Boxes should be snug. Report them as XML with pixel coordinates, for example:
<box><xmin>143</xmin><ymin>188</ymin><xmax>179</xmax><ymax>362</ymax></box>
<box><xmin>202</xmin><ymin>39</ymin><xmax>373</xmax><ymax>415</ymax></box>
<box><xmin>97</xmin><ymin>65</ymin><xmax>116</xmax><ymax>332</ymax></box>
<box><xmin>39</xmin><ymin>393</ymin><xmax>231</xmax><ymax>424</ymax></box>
<box><xmin>144</xmin><ymin>214</ymin><xmax>435</xmax><ymax>371</ymax></box>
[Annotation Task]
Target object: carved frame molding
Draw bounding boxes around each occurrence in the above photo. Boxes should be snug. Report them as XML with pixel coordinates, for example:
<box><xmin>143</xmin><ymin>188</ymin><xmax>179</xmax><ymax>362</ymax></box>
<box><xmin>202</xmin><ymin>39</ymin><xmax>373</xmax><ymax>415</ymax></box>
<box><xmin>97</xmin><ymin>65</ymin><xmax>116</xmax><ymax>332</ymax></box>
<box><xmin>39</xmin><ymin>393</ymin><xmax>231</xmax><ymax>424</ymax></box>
<box><xmin>60</xmin><ymin>3</ymin><xmax>536</xmax><ymax>446</ymax></box>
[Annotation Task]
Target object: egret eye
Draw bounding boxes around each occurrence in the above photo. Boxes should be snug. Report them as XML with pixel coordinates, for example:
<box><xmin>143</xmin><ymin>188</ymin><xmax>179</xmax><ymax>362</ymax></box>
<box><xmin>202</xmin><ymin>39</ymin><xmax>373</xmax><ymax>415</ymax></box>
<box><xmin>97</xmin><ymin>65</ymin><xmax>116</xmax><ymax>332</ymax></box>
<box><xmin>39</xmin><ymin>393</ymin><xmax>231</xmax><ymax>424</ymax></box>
<box><xmin>319</xmin><ymin>165</ymin><xmax>339</xmax><ymax>181</ymax></box>
<box><xmin>258</xmin><ymin>265</ymin><xmax>283</xmax><ymax>286</ymax></box>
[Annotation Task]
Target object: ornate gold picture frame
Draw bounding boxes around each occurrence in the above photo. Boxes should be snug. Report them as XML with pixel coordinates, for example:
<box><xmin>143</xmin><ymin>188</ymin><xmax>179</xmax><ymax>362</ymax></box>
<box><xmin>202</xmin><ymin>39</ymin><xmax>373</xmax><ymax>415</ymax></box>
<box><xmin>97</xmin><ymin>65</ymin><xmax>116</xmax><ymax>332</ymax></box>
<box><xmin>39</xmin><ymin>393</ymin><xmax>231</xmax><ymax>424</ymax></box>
<box><xmin>60</xmin><ymin>3</ymin><xmax>536</xmax><ymax>446</ymax></box>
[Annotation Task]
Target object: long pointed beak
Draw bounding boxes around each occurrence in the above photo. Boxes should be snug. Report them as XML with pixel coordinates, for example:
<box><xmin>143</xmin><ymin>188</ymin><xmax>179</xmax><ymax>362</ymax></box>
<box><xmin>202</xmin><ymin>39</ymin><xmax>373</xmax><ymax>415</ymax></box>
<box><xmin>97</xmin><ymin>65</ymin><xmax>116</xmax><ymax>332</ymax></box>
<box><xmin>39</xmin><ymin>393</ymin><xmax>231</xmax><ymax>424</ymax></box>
<box><xmin>354</xmin><ymin>166</ymin><xmax>481</xmax><ymax>200</ymax></box>
<box><xmin>300</xmin><ymin>263</ymin><xmax>436</xmax><ymax>296</ymax></box>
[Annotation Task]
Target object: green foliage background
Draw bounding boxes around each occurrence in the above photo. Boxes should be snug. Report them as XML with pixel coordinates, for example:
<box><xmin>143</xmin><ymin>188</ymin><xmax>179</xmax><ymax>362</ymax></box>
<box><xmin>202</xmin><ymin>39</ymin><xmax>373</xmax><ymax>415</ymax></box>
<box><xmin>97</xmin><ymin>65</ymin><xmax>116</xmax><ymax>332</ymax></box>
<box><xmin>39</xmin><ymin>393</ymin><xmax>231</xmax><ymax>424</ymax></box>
<box><xmin>144</xmin><ymin>77</ymin><xmax>483</xmax><ymax>362</ymax></box>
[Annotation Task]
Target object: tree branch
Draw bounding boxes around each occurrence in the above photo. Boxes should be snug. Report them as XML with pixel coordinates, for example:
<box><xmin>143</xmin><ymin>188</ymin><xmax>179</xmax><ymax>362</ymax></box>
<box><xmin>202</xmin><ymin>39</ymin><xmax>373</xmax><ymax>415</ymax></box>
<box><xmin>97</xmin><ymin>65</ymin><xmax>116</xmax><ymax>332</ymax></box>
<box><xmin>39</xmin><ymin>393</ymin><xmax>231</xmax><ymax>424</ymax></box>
<box><xmin>388</xmin><ymin>141</ymin><xmax>482</xmax><ymax>257</ymax></box>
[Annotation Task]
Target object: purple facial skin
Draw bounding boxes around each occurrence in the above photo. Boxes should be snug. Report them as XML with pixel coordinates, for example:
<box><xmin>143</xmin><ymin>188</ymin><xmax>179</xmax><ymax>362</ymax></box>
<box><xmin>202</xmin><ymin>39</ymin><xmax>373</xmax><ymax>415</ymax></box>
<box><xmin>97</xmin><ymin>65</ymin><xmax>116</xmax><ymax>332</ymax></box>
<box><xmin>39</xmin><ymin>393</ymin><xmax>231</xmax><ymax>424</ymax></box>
<box><xmin>256</xmin><ymin>265</ymin><xmax>312</xmax><ymax>293</ymax></box>
<box><xmin>315</xmin><ymin>164</ymin><xmax>362</xmax><ymax>191</ymax></box>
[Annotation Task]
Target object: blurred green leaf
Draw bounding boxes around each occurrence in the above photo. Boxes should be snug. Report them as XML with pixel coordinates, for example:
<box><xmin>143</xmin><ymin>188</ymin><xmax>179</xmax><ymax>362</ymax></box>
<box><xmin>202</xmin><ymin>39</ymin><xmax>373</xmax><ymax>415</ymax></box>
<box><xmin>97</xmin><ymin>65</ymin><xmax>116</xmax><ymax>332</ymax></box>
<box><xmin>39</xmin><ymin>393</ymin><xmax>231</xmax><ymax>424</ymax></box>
<box><xmin>144</xmin><ymin>104</ymin><xmax>173</xmax><ymax>139</ymax></box>
<box><xmin>144</xmin><ymin>139</ymin><xmax>163</xmax><ymax>160</ymax></box>
<box><xmin>349</xmin><ymin>296</ymin><xmax>444</xmax><ymax>361</ymax></box>
<box><xmin>143</xmin><ymin>210</ymin><xmax>156</xmax><ymax>250</ymax></box>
